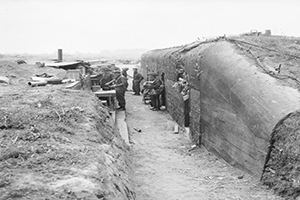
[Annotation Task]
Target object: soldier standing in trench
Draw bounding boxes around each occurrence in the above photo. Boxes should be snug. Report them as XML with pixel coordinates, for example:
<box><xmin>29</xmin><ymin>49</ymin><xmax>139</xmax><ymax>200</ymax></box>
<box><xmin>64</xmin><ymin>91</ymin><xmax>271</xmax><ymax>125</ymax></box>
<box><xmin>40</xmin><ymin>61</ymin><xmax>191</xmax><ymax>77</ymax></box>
<box><xmin>148</xmin><ymin>72</ymin><xmax>162</xmax><ymax>111</ymax></box>
<box><xmin>106</xmin><ymin>69</ymin><xmax>127</xmax><ymax>110</ymax></box>
<box><xmin>100</xmin><ymin>67</ymin><xmax>114</xmax><ymax>90</ymax></box>
<box><xmin>121</xmin><ymin>67</ymin><xmax>129</xmax><ymax>90</ymax></box>
<box><xmin>132</xmin><ymin>67</ymin><xmax>144</xmax><ymax>95</ymax></box>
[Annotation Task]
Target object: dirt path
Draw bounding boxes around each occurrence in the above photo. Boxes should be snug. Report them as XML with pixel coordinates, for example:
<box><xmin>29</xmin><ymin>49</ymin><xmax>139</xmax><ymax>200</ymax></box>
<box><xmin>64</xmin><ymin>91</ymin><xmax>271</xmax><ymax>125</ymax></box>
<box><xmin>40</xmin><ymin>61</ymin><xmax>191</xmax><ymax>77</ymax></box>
<box><xmin>126</xmin><ymin>93</ymin><xmax>282</xmax><ymax>200</ymax></box>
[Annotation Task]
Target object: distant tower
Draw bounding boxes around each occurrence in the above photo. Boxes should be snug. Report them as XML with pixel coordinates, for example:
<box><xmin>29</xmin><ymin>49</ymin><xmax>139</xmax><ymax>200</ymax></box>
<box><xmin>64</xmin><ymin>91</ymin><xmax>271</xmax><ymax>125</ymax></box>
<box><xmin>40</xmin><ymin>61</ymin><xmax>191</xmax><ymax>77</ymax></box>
<box><xmin>265</xmin><ymin>30</ymin><xmax>271</xmax><ymax>36</ymax></box>
<box><xmin>58</xmin><ymin>49</ymin><xmax>63</xmax><ymax>62</ymax></box>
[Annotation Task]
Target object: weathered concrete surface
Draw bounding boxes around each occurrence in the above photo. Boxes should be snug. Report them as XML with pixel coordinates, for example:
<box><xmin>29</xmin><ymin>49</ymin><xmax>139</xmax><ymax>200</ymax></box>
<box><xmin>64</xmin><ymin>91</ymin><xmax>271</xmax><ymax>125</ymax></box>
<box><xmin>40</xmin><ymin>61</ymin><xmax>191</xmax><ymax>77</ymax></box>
<box><xmin>164</xmin><ymin>79</ymin><xmax>185</xmax><ymax>126</ymax></box>
<box><xmin>127</xmin><ymin>93</ymin><xmax>282</xmax><ymax>200</ymax></box>
<box><xmin>189</xmin><ymin>88</ymin><xmax>201</xmax><ymax>144</ymax></box>
<box><xmin>141</xmin><ymin>40</ymin><xmax>300</xmax><ymax>178</ymax></box>
<box><xmin>185</xmin><ymin>41</ymin><xmax>300</xmax><ymax>176</ymax></box>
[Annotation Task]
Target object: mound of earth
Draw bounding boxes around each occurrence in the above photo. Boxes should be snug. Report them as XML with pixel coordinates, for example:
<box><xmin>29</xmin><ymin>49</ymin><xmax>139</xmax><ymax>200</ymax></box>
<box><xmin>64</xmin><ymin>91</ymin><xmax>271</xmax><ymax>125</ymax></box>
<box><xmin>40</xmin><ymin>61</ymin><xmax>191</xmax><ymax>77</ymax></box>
<box><xmin>229</xmin><ymin>35</ymin><xmax>300</xmax><ymax>90</ymax></box>
<box><xmin>0</xmin><ymin>61</ymin><xmax>66</xmax><ymax>84</ymax></box>
<box><xmin>262</xmin><ymin>111</ymin><xmax>300</xmax><ymax>199</ymax></box>
<box><xmin>0</xmin><ymin>60</ymin><xmax>67</xmax><ymax>97</ymax></box>
<box><xmin>0</xmin><ymin>61</ymin><xmax>134</xmax><ymax>200</ymax></box>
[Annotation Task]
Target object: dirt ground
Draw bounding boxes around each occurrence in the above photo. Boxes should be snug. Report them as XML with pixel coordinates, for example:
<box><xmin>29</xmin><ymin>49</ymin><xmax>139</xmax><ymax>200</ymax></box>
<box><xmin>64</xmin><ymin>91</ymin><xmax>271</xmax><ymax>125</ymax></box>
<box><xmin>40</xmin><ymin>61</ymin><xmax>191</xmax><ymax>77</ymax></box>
<box><xmin>0</xmin><ymin>61</ymin><xmax>134</xmax><ymax>200</ymax></box>
<box><xmin>126</xmin><ymin>93</ymin><xmax>283</xmax><ymax>200</ymax></box>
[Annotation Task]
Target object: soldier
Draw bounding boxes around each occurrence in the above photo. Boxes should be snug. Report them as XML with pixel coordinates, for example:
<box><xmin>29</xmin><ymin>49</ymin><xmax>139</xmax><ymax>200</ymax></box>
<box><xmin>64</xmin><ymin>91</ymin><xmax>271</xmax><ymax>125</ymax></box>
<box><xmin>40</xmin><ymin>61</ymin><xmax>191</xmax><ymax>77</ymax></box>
<box><xmin>132</xmin><ymin>68</ymin><xmax>144</xmax><ymax>95</ymax></box>
<box><xmin>100</xmin><ymin>67</ymin><xmax>114</xmax><ymax>90</ymax></box>
<box><xmin>107</xmin><ymin>69</ymin><xmax>127</xmax><ymax>110</ymax></box>
<box><xmin>121</xmin><ymin>67</ymin><xmax>129</xmax><ymax>90</ymax></box>
<box><xmin>122</xmin><ymin>67</ymin><xmax>129</xmax><ymax>78</ymax></box>
<box><xmin>148</xmin><ymin>72</ymin><xmax>162</xmax><ymax>111</ymax></box>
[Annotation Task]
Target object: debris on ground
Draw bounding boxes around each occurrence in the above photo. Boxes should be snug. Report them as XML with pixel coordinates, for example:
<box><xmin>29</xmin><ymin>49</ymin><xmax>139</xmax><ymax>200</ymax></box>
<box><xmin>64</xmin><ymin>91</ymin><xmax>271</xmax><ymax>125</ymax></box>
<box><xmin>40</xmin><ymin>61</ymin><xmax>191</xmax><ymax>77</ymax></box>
<box><xmin>27</xmin><ymin>81</ymin><xmax>47</xmax><ymax>87</ymax></box>
<box><xmin>35</xmin><ymin>73</ymin><xmax>53</xmax><ymax>78</ymax></box>
<box><xmin>0</xmin><ymin>76</ymin><xmax>10</xmax><ymax>84</ymax></box>
<box><xmin>35</xmin><ymin>62</ymin><xmax>45</xmax><ymax>68</ymax></box>
<box><xmin>238</xmin><ymin>175</ymin><xmax>244</xmax><ymax>179</ymax></box>
<box><xmin>174</xmin><ymin>123</ymin><xmax>179</xmax><ymax>134</ymax></box>
<box><xmin>133</xmin><ymin>128</ymin><xmax>142</xmax><ymax>133</ymax></box>
<box><xmin>31</xmin><ymin>76</ymin><xmax>63</xmax><ymax>85</ymax></box>
<box><xmin>188</xmin><ymin>144</ymin><xmax>197</xmax><ymax>152</ymax></box>
<box><xmin>0</xmin><ymin>61</ymin><xmax>66</xmax><ymax>89</ymax></box>
<box><xmin>16</xmin><ymin>59</ymin><xmax>26</xmax><ymax>64</ymax></box>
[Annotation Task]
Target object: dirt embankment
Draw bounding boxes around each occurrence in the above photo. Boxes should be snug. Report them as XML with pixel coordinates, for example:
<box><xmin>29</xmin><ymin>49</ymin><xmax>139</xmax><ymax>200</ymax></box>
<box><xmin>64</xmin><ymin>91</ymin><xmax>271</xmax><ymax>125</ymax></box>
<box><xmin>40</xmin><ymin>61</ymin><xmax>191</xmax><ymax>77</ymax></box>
<box><xmin>229</xmin><ymin>35</ymin><xmax>300</xmax><ymax>90</ymax></box>
<box><xmin>262</xmin><ymin>111</ymin><xmax>300</xmax><ymax>199</ymax></box>
<box><xmin>0</xmin><ymin>61</ymin><xmax>134</xmax><ymax>200</ymax></box>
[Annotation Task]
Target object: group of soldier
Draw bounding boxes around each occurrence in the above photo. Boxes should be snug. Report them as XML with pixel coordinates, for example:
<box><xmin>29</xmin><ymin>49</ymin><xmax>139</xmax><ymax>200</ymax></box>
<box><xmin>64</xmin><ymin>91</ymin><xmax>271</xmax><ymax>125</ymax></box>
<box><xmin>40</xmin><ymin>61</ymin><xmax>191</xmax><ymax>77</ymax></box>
<box><xmin>142</xmin><ymin>72</ymin><xmax>165</xmax><ymax>111</ymax></box>
<box><xmin>98</xmin><ymin>65</ymin><xmax>166</xmax><ymax>111</ymax></box>
<box><xmin>99</xmin><ymin>67</ymin><xmax>144</xmax><ymax>111</ymax></box>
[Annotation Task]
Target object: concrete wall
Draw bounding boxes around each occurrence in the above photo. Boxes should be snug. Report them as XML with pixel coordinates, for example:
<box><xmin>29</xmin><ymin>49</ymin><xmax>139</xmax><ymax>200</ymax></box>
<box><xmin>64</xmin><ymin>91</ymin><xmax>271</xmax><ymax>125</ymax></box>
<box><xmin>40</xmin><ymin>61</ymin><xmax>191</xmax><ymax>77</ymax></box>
<box><xmin>141</xmin><ymin>47</ymin><xmax>185</xmax><ymax>126</ymax></box>
<box><xmin>141</xmin><ymin>41</ymin><xmax>300</xmax><ymax>177</ymax></box>
<box><xmin>189</xmin><ymin>88</ymin><xmax>201</xmax><ymax>144</ymax></box>
<box><xmin>165</xmin><ymin>79</ymin><xmax>185</xmax><ymax>126</ymax></box>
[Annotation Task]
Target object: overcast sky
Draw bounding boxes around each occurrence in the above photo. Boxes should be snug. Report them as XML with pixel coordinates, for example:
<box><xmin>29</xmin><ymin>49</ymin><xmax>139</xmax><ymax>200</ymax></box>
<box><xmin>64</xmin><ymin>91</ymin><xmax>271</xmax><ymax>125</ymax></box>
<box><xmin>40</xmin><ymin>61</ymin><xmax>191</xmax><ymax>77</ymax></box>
<box><xmin>0</xmin><ymin>0</ymin><xmax>299</xmax><ymax>54</ymax></box>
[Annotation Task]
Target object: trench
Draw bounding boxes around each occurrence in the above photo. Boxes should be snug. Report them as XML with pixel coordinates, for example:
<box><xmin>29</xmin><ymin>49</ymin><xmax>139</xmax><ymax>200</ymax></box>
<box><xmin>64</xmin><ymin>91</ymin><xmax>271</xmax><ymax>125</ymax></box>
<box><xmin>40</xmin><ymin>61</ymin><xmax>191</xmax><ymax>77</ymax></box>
<box><xmin>125</xmin><ymin>93</ymin><xmax>281</xmax><ymax>200</ymax></box>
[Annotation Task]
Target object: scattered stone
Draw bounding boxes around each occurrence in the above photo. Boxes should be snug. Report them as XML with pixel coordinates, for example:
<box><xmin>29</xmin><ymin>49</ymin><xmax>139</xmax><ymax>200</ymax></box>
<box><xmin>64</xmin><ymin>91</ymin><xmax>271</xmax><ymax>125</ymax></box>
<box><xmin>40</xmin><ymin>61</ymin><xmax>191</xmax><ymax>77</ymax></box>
<box><xmin>133</xmin><ymin>128</ymin><xmax>142</xmax><ymax>132</ymax></box>
<box><xmin>238</xmin><ymin>175</ymin><xmax>244</xmax><ymax>179</ymax></box>
<box><xmin>174</xmin><ymin>123</ymin><xmax>179</xmax><ymax>134</ymax></box>
<box><xmin>188</xmin><ymin>144</ymin><xmax>197</xmax><ymax>152</ymax></box>
<box><xmin>0</xmin><ymin>76</ymin><xmax>10</xmax><ymax>84</ymax></box>
<box><xmin>16</xmin><ymin>59</ymin><xmax>26</xmax><ymax>64</ymax></box>
<box><xmin>35</xmin><ymin>62</ymin><xmax>45</xmax><ymax>68</ymax></box>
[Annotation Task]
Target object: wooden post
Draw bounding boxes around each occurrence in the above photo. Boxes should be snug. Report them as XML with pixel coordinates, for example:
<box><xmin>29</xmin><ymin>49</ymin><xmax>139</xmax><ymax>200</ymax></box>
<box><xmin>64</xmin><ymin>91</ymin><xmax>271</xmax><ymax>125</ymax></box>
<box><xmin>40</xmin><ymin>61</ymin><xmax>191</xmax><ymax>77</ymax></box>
<box><xmin>58</xmin><ymin>49</ymin><xmax>63</xmax><ymax>62</ymax></box>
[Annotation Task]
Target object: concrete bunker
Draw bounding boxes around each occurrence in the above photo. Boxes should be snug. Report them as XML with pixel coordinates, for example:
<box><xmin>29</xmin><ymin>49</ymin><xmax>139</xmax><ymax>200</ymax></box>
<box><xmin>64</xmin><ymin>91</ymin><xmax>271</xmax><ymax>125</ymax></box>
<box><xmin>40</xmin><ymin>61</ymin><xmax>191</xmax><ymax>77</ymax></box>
<box><xmin>141</xmin><ymin>36</ymin><xmax>300</xmax><ymax>198</ymax></box>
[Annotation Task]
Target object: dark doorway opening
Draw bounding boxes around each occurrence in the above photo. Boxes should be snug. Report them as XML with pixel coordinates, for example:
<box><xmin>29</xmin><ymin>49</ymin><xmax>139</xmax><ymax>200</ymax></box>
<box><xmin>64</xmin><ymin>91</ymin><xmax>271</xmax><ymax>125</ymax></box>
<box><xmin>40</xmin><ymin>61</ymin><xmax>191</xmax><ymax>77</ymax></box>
<box><xmin>160</xmin><ymin>72</ymin><xmax>166</xmax><ymax>108</ymax></box>
<box><xmin>184</xmin><ymin>99</ymin><xmax>190</xmax><ymax>127</ymax></box>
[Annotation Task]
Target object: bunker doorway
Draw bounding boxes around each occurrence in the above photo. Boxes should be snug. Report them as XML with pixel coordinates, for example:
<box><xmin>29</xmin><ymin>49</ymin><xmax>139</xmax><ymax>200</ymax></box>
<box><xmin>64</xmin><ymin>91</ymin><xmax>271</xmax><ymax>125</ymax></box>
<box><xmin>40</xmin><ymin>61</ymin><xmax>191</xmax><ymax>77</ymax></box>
<box><xmin>184</xmin><ymin>96</ymin><xmax>190</xmax><ymax>127</ymax></box>
<box><xmin>160</xmin><ymin>72</ymin><xmax>166</xmax><ymax>108</ymax></box>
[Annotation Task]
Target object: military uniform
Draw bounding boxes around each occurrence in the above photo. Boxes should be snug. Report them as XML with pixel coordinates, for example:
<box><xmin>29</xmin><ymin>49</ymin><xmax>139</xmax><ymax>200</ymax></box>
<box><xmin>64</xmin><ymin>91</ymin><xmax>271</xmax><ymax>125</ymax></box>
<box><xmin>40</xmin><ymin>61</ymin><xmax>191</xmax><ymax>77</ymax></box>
<box><xmin>148</xmin><ymin>73</ymin><xmax>162</xmax><ymax>110</ymax></box>
<box><xmin>132</xmin><ymin>71</ymin><xmax>144</xmax><ymax>95</ymax></box>
<box><xmin>100</xmin><ymin>73</ymin><xmax>114</xmax><ymax>90</ymax></box>
<box><xmin>114</xmin><ymin>74</ymin><xmax>127</xmax><ymax>110</ymax></box>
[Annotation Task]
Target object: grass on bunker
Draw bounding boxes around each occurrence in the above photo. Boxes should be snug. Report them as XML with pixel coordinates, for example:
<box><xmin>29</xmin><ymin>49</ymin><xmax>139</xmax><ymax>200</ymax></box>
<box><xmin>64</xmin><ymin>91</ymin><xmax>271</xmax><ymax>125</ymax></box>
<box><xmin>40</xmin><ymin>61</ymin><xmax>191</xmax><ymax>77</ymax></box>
<box><xmin>0</xmin><ymin>86</ymin><xmax>129</xmax><ymax>200</ymax></box>
<box><xmin>232</xmin><ymin>35</ymin><xmax>300</xmax><ymax>90</ymax></box>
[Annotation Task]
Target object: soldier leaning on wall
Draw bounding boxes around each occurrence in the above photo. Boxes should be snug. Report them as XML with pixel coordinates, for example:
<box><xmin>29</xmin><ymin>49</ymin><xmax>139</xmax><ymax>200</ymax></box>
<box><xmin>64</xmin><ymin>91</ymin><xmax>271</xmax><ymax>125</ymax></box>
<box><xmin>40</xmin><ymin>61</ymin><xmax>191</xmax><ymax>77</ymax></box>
<box><xmin>148</xmin><ymin>72</ymin><xmax>163</xmax><ymax>111</ymax></box>
<box><xmin>132</xmin><ymin>67</ymin><xmax>144</xmax><ymax>95</ymax></box>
